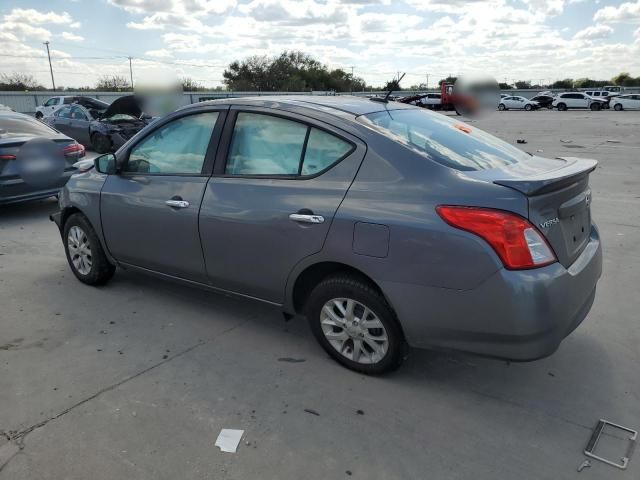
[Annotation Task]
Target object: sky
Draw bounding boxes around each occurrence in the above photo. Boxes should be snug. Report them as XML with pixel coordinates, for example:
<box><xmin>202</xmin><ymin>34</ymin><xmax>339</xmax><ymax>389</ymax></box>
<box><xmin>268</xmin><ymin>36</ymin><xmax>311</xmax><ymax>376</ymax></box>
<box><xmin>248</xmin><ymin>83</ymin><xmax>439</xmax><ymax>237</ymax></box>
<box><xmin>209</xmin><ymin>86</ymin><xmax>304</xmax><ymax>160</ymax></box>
<box><xmin>1</xmin><ymin>0</ymin><xmax>640</xmax><ymax>90</ymax></box>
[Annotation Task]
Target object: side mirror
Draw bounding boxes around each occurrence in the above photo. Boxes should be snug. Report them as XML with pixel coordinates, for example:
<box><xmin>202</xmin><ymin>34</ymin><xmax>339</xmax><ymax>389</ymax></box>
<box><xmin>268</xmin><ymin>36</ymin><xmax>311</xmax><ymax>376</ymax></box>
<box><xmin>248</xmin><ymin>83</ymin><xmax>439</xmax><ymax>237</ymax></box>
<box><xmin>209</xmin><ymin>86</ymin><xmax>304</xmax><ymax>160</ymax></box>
<box><xmin>94</xmin><ymin>153</ymin><xmax>117</xmax><ymax>174</ymax></box>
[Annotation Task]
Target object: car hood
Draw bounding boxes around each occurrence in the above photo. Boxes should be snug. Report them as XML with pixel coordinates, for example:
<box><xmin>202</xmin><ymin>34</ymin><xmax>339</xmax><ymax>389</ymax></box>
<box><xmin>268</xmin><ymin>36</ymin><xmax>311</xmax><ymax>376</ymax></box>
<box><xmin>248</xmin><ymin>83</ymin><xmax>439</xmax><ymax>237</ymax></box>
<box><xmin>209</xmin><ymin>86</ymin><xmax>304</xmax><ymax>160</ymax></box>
<box><xmin>99</xmin><ymin>95</ymin><xmax>143</xmax><ymax>119</ymax></box>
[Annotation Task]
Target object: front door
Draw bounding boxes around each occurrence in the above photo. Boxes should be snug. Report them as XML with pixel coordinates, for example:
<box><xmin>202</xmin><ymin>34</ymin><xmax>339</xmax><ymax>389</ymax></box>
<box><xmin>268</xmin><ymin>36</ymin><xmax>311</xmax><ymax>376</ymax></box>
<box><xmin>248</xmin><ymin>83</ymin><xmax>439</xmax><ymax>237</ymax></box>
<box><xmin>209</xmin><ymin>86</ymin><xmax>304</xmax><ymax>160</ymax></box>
<box><xmin>199</xmin><ymin>108</ymin><xmax>365</xmax><ymax>303</ymax></box>
<box><xmin>69</xmin><ymin>105</ymin><xmax>91</xmax><ymax>146</ymax></box>
<box><xmin>100</xmin><ymin>109</ymin><xmax>225</xmax><ymax>282</ymax></box>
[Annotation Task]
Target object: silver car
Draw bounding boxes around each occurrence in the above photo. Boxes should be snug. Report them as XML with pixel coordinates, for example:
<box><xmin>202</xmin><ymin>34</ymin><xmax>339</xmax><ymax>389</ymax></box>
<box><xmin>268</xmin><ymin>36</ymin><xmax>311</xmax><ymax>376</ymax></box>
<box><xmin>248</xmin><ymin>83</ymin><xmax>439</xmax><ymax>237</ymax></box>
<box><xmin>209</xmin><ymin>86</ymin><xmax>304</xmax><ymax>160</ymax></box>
<box><xmin>51</xmin><ymin>96</ymin><xmax>602</xmax><ymax>374</ymax></box>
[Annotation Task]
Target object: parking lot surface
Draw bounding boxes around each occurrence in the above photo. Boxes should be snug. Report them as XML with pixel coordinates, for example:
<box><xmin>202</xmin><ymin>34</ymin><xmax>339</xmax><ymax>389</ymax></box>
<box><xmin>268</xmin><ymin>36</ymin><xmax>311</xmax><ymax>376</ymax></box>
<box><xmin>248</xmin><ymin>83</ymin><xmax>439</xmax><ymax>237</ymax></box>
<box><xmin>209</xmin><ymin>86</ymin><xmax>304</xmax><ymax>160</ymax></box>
<box><xmin>1</xmin><ymin>110</ymin><xmax>639</xmax><ymax>479</ymax></box>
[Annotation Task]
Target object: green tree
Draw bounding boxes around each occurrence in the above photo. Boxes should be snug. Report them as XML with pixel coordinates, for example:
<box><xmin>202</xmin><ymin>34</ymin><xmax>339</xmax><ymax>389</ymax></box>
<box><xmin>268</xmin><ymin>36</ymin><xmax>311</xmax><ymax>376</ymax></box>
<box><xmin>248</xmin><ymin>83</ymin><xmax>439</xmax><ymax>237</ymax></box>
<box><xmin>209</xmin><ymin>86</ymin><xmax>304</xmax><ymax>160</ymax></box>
<box><xmin>0</xmin><ymin>73</ymin><xmax>44</xmax><ymax>91</ymax></box>
<box><xmin>180</xmin><ymin>77</ymin><xmax>205</xmax><ymax>91</ymax></box>
<box><xmin>498</xmin><ymin>82</ymin><xmax>512</xmax><ymax>90</ymax></box>
<box><xmin>514</xmin><ymin>80</ymin><xmax>531</xmax><ymax>89</ymax></box>
<box><xmin>96</xmin><ymin>75</ymin><xmax>131</xmax><ymax>91</ymax></box>
<box><xmin>611</xmin><ymin>72</ymin><xmax>640</xmax><ymax>87</ymax></box>
<box><xmin>551</xmin><ymin>78</ymin><xmax>574</xmax><ymax>89</ymax></box>
<box><xmin>438</xmin><ymin>76</ymin><xmax>457</xmax><ymax>86</ymax></box>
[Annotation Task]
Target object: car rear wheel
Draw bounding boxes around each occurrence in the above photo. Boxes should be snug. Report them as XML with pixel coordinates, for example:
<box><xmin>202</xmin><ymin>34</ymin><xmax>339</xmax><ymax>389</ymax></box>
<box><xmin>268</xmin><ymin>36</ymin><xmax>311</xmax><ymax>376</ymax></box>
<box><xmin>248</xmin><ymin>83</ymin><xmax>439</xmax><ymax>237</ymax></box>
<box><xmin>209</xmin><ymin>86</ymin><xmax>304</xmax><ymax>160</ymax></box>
<box><xmin>498</xmin><ymin>104</ymin><xmax>506</xmax><ymax>111</ymax></box>
<box><xmin>525</xmin><ymin>104</ymin><xmax>532</xmax><ymax>111</ymax></box>
<box><xmin>63</xmin><ymin>213</ymin><xmax>115</xmax><ymax>285</ymax></box>
<box><xmin>91</xmin><ymin>132</ymin><xmax>112</xmax><ymax>154</ymax></box>
<box><xmin>614</xmin><ymin>103</ymin><xmax>623</xmax><ymax>111</ymax></box>
<box><xmin>557</xmin><ymin>103</ymin><xmax>567</xmax><ymax>111</ymax></box>
<box><xmin>590</xmin><ymin>103</ymin><xmax>601</xmax><ymax>111</ymax></box>
<box><xmin>305</xmin><ymin>274</ymin><xmax>407</xmax><ymax>374</ymax></box>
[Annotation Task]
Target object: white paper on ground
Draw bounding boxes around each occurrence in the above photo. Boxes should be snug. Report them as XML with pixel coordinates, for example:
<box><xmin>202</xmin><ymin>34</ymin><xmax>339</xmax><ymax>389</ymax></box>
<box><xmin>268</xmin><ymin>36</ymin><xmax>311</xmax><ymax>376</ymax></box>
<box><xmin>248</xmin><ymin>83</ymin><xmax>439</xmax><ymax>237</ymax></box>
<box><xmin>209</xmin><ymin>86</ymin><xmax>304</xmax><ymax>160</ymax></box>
<box><xmin>215</xmin><ymin>429</ymin><xmax>244</xmax><ymax>453</ymax></box>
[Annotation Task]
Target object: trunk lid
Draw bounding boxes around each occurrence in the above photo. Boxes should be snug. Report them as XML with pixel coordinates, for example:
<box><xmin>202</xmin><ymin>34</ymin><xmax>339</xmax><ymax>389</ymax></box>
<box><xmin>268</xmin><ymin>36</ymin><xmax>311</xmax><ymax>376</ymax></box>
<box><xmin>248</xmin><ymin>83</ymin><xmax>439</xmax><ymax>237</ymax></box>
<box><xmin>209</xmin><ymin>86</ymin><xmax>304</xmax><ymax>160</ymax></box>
<box><xmin>492</xmin><ymin>156</ymin><xmax>597</xmax><ymax>268</ymax></box>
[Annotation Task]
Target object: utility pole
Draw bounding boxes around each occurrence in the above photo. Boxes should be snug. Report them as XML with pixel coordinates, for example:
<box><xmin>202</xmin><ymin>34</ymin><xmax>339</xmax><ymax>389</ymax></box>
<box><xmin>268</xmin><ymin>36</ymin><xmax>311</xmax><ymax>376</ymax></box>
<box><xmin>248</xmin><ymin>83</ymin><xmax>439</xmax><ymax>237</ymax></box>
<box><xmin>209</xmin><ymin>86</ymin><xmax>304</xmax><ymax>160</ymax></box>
<box><xmin>43</xmin><ymin>41</ymin><xmax>55</xmax><ymax>91</ymax></box>
<box><xmin>426</xmin><ymin>73</ymin><xmax>429</xmax><ymax>90</ymax></box>
<box><xmin>350</xmin><ymin>66</ymin><xmax>354</xmax><ymax>93</ymax></box>
<box><xmin>128</xmin><ymin>56</ymin><xmax>134</xmax><ymax>91</ymax></box>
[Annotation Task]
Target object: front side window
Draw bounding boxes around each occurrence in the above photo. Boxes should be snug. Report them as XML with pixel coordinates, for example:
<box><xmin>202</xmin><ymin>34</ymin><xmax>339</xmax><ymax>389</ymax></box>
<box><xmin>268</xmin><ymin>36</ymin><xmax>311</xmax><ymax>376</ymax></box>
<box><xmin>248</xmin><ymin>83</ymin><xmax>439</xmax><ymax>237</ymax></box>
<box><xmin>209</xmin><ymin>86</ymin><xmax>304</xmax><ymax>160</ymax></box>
<box><xmin>225</xmin><ymin>112</ymin><xmax>353</xmax><ymax>176</ymax></box>
<box><xmin>360</xmin><ymin>108</ymin><xmax>530</xmax><ymax>172</ymax></box>
<box><xmin>55</xmin><ymin>106</ymin><xmax>72</xmax><ymax>118</ymax></box>
<box><xmin>125</xmin><ymin>112</ymin><xmax>218</xmax><ymax>174</ymax></box>
<box><xmin>71</xmin><ymin>106</ymin><xmax>88</xmax><ymax>121</ymax></box>
<box><xmin>44</xmin><ymin>98</ymin><xmax>59</xmax><ymax>107</ymax></box>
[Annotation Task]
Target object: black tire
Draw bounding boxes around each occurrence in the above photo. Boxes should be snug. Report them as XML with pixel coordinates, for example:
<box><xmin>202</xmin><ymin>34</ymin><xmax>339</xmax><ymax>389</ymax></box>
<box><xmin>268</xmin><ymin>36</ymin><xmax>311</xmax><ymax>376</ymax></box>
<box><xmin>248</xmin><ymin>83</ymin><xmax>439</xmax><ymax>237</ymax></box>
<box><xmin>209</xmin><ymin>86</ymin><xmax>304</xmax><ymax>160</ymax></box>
<box><xmin>305</xmin><ymin>274</ymin><xmax>407</xmax><ymax>374</ymax></box>
<box><xmin>614</xmin><ymin>103</ymin><xmax>623</xmax><ymax>111</ymax></box>
<box><xmin>91</xmin><ymin>132</ymin><xmax>112</xmax><ymax>154</ymax></box>
<box><xmin>498</xmin><ymin>104</ymin><xmax>506</xmax><ymax>111</ymax></box>
<box><xmin>590</xmin><ymin>102</ymin><xmax>601</xmax><ymax>111</ymax></box>
<box><xmin>524</xmin><ymin>104</ymin><xmax>532</xmax><ymax>111</ymax></box>
<box><xmin>63</xmin><ymin>213</ymin><xmax>115</xmax><ymax>285</ymax></box>
<box><xmin>557</xmin><ymin>103</ymin><xmax>567</xmax><ymax>111</ymax></box>
<box><xmin>35</xmin><ymin>111</ymin><xmax>43</xmax><ymax>120</ymax></box>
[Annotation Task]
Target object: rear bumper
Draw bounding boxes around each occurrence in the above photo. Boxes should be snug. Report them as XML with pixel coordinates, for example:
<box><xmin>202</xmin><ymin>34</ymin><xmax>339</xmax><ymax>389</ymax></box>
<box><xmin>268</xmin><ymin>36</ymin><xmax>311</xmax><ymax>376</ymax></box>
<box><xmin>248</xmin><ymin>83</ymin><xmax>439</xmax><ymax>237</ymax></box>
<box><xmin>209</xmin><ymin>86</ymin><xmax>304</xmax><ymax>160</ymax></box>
<box><xmin>0</xmin><ymin>171</ymin><xmax>73</xmax><ymax>206</ymax></box>
<box><xmin>383</xmin><ymin>225</ymin><xmax>602</xmax><ymax>360</ymax></box>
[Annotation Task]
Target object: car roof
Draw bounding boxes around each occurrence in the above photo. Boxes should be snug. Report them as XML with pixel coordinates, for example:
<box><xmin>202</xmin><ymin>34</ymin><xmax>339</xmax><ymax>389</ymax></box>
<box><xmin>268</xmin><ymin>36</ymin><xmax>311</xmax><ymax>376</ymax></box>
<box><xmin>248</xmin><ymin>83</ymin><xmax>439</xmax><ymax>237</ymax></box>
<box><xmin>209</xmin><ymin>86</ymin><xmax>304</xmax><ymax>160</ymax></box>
<box><xmin>186</xmin><ymin>95</ymin><xmax>417</xmax><ymax>118</ymax></box>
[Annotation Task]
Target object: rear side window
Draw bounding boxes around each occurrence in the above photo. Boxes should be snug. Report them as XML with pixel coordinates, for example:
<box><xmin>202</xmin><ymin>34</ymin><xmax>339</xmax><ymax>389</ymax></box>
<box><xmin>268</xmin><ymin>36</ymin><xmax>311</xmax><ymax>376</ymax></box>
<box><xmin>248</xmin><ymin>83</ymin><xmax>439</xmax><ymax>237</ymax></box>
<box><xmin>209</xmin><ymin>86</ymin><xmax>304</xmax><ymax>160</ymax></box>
<box><xmin>125</xmin><ymin>112</ymin><xmax>218</xmax><ymax>174</ymax></box>
<box><xmin>63</xmin><ymin>97</ymin><xmax>75</xmax><ymax>104</ymax></box>
<box><xmin>360</xmin><ymin>109</ymin><xmax>530</xmax><ymax>171</ymax></box>
<box><xmin>226</xmin><ymin>112</ymin><xmax>353</xmax><ymax>176</ymax></box>
<box><xmin>0</xmin><ymin>114</ymin><xmax>56</xmax><ymax>137</ymax></box>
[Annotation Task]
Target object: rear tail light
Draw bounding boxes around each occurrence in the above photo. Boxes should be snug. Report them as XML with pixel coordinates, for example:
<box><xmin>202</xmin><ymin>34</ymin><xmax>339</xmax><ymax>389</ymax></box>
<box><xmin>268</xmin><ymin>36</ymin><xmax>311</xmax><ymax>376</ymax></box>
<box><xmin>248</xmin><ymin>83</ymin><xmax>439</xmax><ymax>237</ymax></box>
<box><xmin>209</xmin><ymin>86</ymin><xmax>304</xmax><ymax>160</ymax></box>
<box><xmin>436</xmin><ymin>206</ymin><xmax>557</xmax><ymax>270</ymax></box>
<box><xmin>63</xmin><ymin>143</ymin><xmax>85</xmax><ymax>157</ymax></box>
<box><xmin>0</xmin><ymin>154</ymin><xmax>16</xmax><ymax>161</ymax></box>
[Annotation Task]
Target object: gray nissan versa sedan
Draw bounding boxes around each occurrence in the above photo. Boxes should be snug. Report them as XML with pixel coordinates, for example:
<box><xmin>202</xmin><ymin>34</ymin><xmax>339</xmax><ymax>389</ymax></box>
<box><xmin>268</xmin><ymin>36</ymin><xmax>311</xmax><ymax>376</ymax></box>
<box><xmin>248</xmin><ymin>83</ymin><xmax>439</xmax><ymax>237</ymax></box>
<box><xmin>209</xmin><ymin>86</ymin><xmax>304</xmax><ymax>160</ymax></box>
<box><xmin>51</xmin><ymin>96</ymin><xmax>602</xmax><ymax>374</ymax></box>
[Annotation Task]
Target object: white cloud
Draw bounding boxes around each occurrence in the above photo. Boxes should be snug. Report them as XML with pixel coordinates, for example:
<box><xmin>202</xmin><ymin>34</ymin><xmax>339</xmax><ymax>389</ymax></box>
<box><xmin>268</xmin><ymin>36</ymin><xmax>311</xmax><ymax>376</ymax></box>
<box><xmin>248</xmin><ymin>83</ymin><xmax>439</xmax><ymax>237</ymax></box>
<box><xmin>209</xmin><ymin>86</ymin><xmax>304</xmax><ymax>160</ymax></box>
<box><xmin>522</xmin><ymin>0</ymin><xmax>566</xmax><ymax>16</ymax></box>
<box><xmin>61</xmin><ymin>31</ymin><xmax>84</xmax><ymax>42</ymax></box>
<box><xmin>574</xmin><ymin>24</ymin><xmax>613</xmax><ymax>40</ymax></box>
<box><xmin>3</xmin><ymin>8</ymin><xmax>73</xmax><ymax>25</ymax></box>
<box><xmin>145</xmin><ymin>48</ymin><xmax>174</xmax><ymax>58</ymax></box>
<box><xmin>594</xmin><ymin>1</ymin><xmax>640</xmax><ymax>23</ymax></box>
<box><xmin>1</xmin><ymin>22</ymin><xmax>52</xmax><ymax>41</ymax></box>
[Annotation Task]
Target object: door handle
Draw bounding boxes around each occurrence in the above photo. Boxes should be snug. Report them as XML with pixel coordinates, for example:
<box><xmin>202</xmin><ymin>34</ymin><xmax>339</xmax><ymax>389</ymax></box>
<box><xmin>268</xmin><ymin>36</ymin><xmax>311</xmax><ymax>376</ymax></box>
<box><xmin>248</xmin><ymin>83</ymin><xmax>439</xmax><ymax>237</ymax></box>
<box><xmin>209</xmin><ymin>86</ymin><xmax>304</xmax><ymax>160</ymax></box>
<box><xmin>165</xmin><ymin>199</ymin><xmax>189</xmax><ymax>208</ymax></box>
<box><xmin>289</xmin><ymin>213</ymin><xmax>325</xmax><ymax>224</ymax></box>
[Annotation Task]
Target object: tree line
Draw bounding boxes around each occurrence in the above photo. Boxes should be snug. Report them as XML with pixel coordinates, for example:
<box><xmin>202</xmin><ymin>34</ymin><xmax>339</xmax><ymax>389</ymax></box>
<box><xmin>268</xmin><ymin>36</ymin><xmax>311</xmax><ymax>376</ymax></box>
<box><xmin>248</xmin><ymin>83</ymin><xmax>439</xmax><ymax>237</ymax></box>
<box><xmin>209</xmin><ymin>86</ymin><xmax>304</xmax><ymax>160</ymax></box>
<box><xmin>2</xmin><ymin>51</ymin><xmax>640</xmax><ymax>92</ymax></box>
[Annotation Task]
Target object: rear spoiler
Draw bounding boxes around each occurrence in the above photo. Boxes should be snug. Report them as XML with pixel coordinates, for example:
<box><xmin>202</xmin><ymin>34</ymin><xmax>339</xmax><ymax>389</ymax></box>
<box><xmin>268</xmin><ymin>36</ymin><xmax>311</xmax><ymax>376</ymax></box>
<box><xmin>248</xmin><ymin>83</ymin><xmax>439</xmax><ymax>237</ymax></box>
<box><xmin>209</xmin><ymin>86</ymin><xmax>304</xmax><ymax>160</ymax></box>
<box><xmin>493</xmin><ymin>157</ymin><xmax>597</xmax><ymax>196</ymax></box>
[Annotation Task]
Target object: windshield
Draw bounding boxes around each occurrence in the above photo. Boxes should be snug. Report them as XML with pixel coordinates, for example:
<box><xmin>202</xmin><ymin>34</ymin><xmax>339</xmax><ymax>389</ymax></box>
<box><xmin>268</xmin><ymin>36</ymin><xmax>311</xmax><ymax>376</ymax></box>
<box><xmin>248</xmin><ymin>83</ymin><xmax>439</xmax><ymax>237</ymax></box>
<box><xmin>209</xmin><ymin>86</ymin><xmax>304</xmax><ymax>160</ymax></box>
<box><xmin>0</xmin><ymin>114</ymin><xmax>56</xmax><ymax>138</ymax></box>
<box><xmin>359</xmin><ymin>109</ymin><xmax>530</xmax><ymax>171</ymax></box>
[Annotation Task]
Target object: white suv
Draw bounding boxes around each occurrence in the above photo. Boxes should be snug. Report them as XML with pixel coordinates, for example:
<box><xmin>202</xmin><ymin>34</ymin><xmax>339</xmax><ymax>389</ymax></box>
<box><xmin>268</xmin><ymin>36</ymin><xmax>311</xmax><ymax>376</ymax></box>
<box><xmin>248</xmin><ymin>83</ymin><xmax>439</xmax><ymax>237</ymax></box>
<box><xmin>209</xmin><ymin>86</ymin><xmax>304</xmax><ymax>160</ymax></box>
<box><xmin>552</xmin><ymin>93</ymin><xmax>606</xmax><ymax>111</ymax></box>
<box><xmin>35</xmin><ymin>96</ymin><xmax>77</xmax><ymax>119</ymax></box>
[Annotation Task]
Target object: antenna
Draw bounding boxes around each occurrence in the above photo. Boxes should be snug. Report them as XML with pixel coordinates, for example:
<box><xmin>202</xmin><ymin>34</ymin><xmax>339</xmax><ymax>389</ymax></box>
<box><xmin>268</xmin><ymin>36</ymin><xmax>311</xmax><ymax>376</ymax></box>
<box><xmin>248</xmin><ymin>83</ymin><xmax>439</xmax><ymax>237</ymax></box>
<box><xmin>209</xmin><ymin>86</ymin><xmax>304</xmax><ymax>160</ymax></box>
<box><xmin>371</xmin><ymin>72</ymin><xmax>406</xmax><ymax>103</ymax></box>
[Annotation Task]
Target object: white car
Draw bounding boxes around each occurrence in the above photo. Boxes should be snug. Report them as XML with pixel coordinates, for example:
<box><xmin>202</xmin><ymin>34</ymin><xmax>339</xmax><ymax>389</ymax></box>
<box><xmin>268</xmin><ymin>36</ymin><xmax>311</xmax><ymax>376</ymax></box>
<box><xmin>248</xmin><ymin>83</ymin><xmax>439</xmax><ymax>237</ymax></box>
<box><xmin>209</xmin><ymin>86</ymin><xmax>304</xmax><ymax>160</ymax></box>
<box><xmin>35</xmin><ymin>96</ymin><xmax>78</xmax><ymax>119</ymax></box>
<box><xmin>498</xmin><ymin>96</ymin><xmax>539</xmax><ymax>111</ymax></box>
<box><xmin>552</xmin><ymin>92</ymin><xmax>606</xmax><ymax>111</ymax></box>
<box><xmin>610</xmin><ymin>94</ymin><xmax>640</xmax><ymax>111</ymax></box>
<box><xmin>417</xmin><ymin>93</ymin><xmax>441</xmax><ymax>109</ymax></box>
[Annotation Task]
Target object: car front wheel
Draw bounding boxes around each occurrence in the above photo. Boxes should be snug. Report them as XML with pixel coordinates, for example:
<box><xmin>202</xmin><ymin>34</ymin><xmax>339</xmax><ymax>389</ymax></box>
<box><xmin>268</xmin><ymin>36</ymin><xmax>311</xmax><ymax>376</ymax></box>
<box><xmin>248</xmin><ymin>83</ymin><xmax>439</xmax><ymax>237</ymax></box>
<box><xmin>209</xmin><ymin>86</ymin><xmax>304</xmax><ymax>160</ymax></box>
<box><xmin>590</xmin><ymin>103</ymin><xmax>601</xmax><ymax>111</ymax></box>
<box><xmin>306</xmin><ymin>275</ymin><xmax>407</xmax><ymax>374</ymax></box>
<box><xmin>614</xmin><ymin>103</ymin><xmax>623</xmax><ymax>111</ymax></box>
<box><xmin>91</xmin><ymin>132</ymin><xmax>112</xmax><ymax>154</ymax></box>
<box><xmin>557</xmin><ymin>103</ymin><xmax>567</xmax><ymax>111</ymax></box>
<box><xmin>498</xmin><ymin>104</ymin><xmax>506</xmax><ymax>111</ymax></box>
<box><xmin>525</xmin><ymin>104</ymin><xmax>532</xmax><ymax>111</ymax></box>
<box><xmin>63</xmin><ymin>213</ymin><xmax>115</xmax><ymax>285</ymax></box>
<box><xmin>35</xmin><ymin>111</ymin><xmax>44</xmax><ymax>120</ymax></box>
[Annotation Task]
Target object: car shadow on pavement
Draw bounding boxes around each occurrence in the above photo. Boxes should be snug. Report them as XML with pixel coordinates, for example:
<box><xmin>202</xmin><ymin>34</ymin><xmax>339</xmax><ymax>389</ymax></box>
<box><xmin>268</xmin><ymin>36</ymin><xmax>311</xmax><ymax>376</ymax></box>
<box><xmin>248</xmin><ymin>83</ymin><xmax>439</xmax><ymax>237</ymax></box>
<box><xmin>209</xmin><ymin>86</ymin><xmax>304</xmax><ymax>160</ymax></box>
<box><xmin>0</xmin><ymin>197</ymin><xmax>58</xmax><ymax>223</ymax></box>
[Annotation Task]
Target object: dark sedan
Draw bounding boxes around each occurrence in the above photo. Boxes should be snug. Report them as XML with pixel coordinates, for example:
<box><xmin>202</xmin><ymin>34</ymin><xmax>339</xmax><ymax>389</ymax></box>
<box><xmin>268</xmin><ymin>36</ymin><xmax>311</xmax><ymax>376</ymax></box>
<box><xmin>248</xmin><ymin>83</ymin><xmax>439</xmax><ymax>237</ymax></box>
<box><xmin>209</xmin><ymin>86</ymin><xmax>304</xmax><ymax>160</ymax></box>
<box><xmin>1</xmin><ymin>111</ymin><xmax>84</xmax><ymax>206</ymax></box>
<box><xmin>45</xmin><ymin>95</ymin><xmax>149</xmax><ymax>154</ymax></box>
<box><xmin>529</xmin><ymin>95</ymin><xmax>554</xmax><ymax>109</ymax></box>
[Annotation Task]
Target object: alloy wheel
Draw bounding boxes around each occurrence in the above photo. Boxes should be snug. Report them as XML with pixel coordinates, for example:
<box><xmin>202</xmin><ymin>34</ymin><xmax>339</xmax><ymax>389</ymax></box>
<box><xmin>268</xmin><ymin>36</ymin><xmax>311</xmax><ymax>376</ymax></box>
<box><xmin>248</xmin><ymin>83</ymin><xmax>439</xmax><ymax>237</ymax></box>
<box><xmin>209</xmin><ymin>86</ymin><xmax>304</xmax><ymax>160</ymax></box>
<box><xmin>67</xmin><ymin>225</ymin><xmax>92</xmax><ymax>275</ymax></box>
<box><xmin>320</xmin><ymin>298</ymin><xmax>389</xmax><ymax>365</ymax></box>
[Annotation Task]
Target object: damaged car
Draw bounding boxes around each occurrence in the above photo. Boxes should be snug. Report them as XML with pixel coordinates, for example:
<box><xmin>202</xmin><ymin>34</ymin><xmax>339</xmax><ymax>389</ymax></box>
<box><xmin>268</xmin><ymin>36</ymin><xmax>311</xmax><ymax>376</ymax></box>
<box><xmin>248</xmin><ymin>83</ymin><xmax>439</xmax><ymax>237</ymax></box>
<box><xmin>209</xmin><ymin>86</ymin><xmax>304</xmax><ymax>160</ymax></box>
<box><xmin>44</xmin><ymin>95</ymin><xmax>150</xmax><ymax>153</ymax></box>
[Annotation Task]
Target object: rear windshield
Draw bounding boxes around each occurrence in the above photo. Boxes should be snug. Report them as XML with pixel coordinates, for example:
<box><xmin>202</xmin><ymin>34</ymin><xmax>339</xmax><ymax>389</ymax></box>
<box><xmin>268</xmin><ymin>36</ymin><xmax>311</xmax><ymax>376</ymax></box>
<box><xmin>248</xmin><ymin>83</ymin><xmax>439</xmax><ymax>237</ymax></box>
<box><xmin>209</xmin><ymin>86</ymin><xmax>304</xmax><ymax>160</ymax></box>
<box><xmin>359</xmin><ymin>109</ymin><xmax>530</xmax><ymax>171</ymax></box>
<box><xmin>0</xmin><ymin>115</ymin><xmax>56</xmax><ymax>138</ymax></box>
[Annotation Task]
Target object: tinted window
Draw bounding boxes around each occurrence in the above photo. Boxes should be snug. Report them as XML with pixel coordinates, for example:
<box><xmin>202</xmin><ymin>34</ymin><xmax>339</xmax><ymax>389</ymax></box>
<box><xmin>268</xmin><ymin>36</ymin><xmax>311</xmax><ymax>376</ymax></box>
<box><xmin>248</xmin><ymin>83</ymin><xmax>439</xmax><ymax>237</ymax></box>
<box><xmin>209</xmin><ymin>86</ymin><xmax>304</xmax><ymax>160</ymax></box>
<box><xmin>0</xmin><ymin>114</ymin><xmax>56</xmax><ymax>137</ymax></box>
<box><xmin>55</xmin><ymin>106</ymin><xmax>72</xmax><ymax>118</ymax></box>
<box><xmin>125</xmin><ymin>112</ymin><xmax>218</xmax><ymax>174</ymax></box>
<box><xmin>360</xmin><ymin>109</ymin><xmax>530</xmax><ymax>171</ymax></box>
<box><xmin>226</xmin><ymin>113</ymin><xmax>307</xmax><ymax>175</ymax></box>
<box><xmin>44</xmin><ymin>98</ymin><xmax>59</xmax><ymax>107</ymax></box>
<box><xmin>302</xmin><ymin>128</ymin><xmax>353</xmax><ymax>175</ymax></box>
<box><xmin>70</xmin><ymin>106</ymin><xmax>88</xmax><ymax>120</ymax></box>
<box><xmin>63</xmin><ymin>97</ymin><xmax>75</xmax><ymax>104</ymax></box>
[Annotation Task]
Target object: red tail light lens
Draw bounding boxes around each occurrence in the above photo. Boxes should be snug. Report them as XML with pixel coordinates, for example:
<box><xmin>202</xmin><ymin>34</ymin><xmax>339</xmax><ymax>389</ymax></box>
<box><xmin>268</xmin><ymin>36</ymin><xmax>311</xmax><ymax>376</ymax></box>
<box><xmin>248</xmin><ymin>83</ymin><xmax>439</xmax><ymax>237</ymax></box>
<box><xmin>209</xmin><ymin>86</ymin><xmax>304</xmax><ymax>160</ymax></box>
<box><xmin>63</xmin><ymin>143</ymin><xmax>85</xmax><ymax>157</ymax></box>
<box><xmin>436</xmin><ymin>206</ymin><xmax>557</xmax><ymax>270</ymax></box>
<box><xmin>0</xmin><ymin>154</ymin><xmax>16</xmax><ymax>160</ymax></box>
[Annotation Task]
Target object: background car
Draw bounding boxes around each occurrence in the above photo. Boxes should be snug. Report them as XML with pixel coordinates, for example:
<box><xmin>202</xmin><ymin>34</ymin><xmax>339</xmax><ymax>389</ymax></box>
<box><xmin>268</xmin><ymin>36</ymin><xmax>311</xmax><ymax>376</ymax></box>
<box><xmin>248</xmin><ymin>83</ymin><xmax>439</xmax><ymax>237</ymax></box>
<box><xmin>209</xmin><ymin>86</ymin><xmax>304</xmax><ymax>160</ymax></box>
<box><xmin>529</xmin><ymin>94</ymin><xmax>554</xmax><ymax>109</ymax></box>
<box><xmin>44</xmin><ymin>95</ymin><xmax>149</xmax><ymax>153</ymax></box>
<box><xmin>552</xmin><ymin>92</ymin><xmax>606</xmax><ymax>111</ymax></box>
<box><xmin>35</xmin><ymin>96</ymin><xmax>110</xmax><ymax>120</ymax></box>
<box><xmin>52</xmin><ymin>96</ymin><xmax>602</xmax><ymax>374</ymax></box>
<box><xmin>1</xmin><ymin>110</ymin><xmax>84</xmax><ymax>205</ymax></box>
<box><xmin>610</xmin><ymin>94</ymin><xmax>640</xmax><ymax>111</ymax></box>
<box><xmin>498</xmin><ymin>95</ymin><xmax>539</xmax><ymax>110</ymax></box>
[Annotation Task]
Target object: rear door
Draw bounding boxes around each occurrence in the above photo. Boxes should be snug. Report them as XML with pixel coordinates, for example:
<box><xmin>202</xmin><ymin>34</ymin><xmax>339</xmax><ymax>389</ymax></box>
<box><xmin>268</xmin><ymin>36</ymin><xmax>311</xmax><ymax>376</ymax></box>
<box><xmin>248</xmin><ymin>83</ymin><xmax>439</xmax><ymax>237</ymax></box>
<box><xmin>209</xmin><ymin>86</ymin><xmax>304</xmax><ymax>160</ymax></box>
<box><xmin>100</xmin><ymin>108</ymin><xmax>226</xmax><ymax>282</ymax></box>
<box><xmin>50</xmin><ymin>106</ymin><xmax>73</xmax><ymax>136</ymax></box>
<box><xmin>199</xmin><ymin>107</ymin><xmax>365</xmax><ymax>303</ymax></box>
